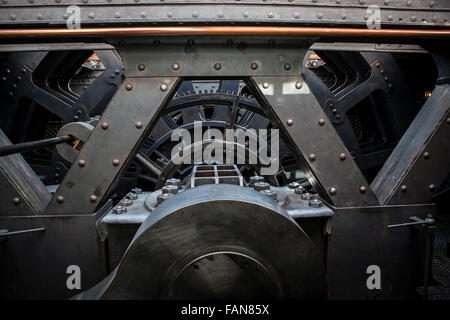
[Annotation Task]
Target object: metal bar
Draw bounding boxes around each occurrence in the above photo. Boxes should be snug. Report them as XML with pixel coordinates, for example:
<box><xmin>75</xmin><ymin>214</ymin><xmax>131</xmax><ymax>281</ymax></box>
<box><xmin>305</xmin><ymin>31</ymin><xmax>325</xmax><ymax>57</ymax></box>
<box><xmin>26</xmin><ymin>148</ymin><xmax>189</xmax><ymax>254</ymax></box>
<box><xmin>423</xmin><ymin>225</ymin><xmax>435</xmax><ymax>300</ymax></box>
<box><xmin>0</xmin><ymin>227</ymin><xmax>45</xmax><ymax>237</ymax></box>
<box><xmin>371</xmin><ymin>84</ymin><xmax>450</xmax><ymax>205</ymax></box>
<box><xmin>0</xmin><ymin>130</ymin><xmax>51</xmax><ymax>215</ymax></box>
<box><xmin>310</xmin><ymin>43</ymin><xmax>427</xmax><ymax>54</ymax></box>
<box><xmin>0</xmin><ymin>26</ymin><xmax>449</xmax><ymax>39</ymax></box>
<box><xmin>0</xmin><ymin>136</ymin><xmax>73</xmax><ymax>157</ymax></box>
<box><xmin>249</xmin><ymin>76</ymin><xmax>378</xmax><ymax>207</ymax></box>
<box><xmin>135</xmin><ymin>152</ymin><xmax>162</xmax><ymax>177</ymax></box>
<box><xmin>45</xmin><ymin>77</ymin><xmax>179</xmax><ymax>215</ymax></box>
<box><xmin>0</xmin><ymin>43</ymin><xmax>115</xmax><ymax>52</ymax></box>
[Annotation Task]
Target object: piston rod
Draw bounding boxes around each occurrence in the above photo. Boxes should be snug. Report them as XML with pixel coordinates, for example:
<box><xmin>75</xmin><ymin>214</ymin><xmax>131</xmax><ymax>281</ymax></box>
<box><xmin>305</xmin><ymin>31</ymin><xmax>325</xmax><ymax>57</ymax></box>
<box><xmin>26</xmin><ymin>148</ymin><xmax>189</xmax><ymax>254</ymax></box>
<box><xmin>0</xmin><ymin>135</ymin><xmax>73</xmax><ymax>157</ymax></box>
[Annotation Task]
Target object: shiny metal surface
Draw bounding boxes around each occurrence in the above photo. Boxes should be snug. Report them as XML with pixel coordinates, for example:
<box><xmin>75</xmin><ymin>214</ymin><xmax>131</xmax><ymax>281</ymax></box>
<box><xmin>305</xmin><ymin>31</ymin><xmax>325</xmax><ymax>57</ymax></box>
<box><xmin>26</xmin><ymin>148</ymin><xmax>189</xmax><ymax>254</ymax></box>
<box><xmin>0</xmin><ymin>26</ymin><xmax>449</xmax><ymax>39</ymax></box>
<box><xmin>80</xmin><ymin>184</ymin><xmax>326</xmax><ymax>299</ymax></box>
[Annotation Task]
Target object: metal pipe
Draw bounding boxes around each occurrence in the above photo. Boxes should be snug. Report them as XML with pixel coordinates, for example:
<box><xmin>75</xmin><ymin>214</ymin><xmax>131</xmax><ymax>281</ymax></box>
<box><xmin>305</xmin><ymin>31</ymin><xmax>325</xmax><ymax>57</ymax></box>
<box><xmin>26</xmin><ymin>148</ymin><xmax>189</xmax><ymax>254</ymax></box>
<box><xmin>0</xmin><ymin>26</ymin><xmax>449</xmax><ymax>39</ymax></box>
<box><xmin>0</xmin><ymin>135</ymin><xmax>73</xmax><ymax>157</ymax></box>
<box><xmin>0</xmin><ymin>227</ymin><xmax>45</xmax><ymax>237</ymax></box>
<box><xmin>136</xmin><ymin>152</ymin><xmax>162</xmax><ymax>177</ymax></box>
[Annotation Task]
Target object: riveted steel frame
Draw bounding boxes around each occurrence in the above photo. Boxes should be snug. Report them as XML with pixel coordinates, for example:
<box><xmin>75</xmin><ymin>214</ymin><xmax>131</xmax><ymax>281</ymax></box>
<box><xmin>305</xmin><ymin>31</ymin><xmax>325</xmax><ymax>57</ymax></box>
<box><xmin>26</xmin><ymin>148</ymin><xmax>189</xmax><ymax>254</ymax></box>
<box><xmin>0</xmin><ymin>129</ymin><xmax>51</xmax><ymax>215</ymax></box>
<box><xmin>248</xmin><ymin>75</ymin><xmax>379</xmax><ymax>206</ymax></box>
<box><xmin>0</xmin><ymin>0</ymin><xmax>448</xmax><ymax>29</ymax></box>
<box><xmin>0</xmin><ymin>17</ymin><xmax>448</xmax><ymax>299</ymax></box>
<box><xmin>8</xmin><ymin>35</ymin><xmax>449</xmax><ymax>211</ymax></box>
<box><xmin>372</xmin><ymin>84</ymin><xmax>450</xmax><ymax>205</ymax></box>
<box><xmin>45</xmin><ymin>77</ymin><xmax>178</xmax><ymax>214</ymax></box>
<box><xmin>46</xmin><ymin>36</ymin><xmax>375</xmax><ymax>209</ymax></box>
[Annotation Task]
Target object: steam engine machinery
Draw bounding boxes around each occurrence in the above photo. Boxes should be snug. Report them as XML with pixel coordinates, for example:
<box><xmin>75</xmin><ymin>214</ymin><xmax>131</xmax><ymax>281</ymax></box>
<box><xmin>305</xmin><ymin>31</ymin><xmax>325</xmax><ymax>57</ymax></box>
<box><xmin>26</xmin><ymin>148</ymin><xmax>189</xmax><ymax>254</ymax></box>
<box><xmin>0</xmin><ymin>0</ymin><xmax>449</xmax><ymax>300</ymax></box>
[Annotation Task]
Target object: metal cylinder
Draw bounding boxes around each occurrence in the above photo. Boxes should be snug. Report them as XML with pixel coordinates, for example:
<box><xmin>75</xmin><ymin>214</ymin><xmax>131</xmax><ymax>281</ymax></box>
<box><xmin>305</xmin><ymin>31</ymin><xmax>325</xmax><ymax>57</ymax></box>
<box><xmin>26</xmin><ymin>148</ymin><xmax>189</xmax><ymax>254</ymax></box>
<box><xmin>77</xmin><ymin>184</ymin><xmax>325</xmax><ymax>300</ymax></box>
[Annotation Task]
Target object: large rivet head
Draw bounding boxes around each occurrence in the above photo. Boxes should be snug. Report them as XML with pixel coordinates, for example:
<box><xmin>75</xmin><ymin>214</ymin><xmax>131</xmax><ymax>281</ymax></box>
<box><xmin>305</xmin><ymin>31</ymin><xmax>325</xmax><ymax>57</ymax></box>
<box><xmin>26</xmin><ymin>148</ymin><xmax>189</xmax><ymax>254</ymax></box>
<box><xmin>295</xmin><ymin>81</ymin><xmax>302</xmax><ymax>89</ymax></box>
<box><xmin>359</xmin><ymin>186</ymin><xmax>367</xmax><ymax>193</ymax></box>
<box><xmin>286</xmin><ymin>118</ymin><xmax>294</xmax><ymax>126</ymax></box>
<box><xmin>318</xmin><ymin>118</ymin><xmax>325</xmax><ymax>126</ymax></box>
<box><xmin>101</xmin><ymin>122</ymin><xmax>109</xmax><ymax>130</ymax></box>
<box><xmin>78</xmin><ymin>159</ymin><xmax>86</xmax><ymax>167</ymax></box>
<box><xmin>339</xmin><ymin>153</ymin><xmax>346</xmax><ymax>160</ymax></box>
<box><xmin>214</xmin><ymin>63</ymin><xmax>222</xmax><ymax>71</ymax></box>
<box><xmin>309</xmin><ymin>153</ymin><xmax>316</xmax><ymax>161</ymax></box>
<box><xmin>56</xmin><ymin>195</ymin><xmax>64</xmax><ymax>203</ymax></box>
<box><xmin>137</xmin><ymin>64</ymin><xmax>146</xmax><ymax>71</ymax></box>
<box><xmin>135</xmin><ymin>121</ymin><xmax>143</xmax><ymax>129</ymax></box>
<box><xmin>89</xmin><ymin>195</ymin><xmax>97</xmax><ymax>202</ymax></box>
<box><xmin>172</xmin><ymin>63</ymin><xmax>180</xmax><ymax>71</ymax></box>
<box><xmin>329</xmin><ymin>187</ymin><xmax>337</xmax><ymax>195</ymax></box>
<box><xmin>112</xmin><ymin>159</ymin><xmax>120</xmax><ymax>166</ymax></box>
<box><xmin>423</xmin><ymin>152</ymin><xmax>430</xmax><ymax>159</ymax></box>
<box><xmin>429</xmin><ymin>184</ymin><xmax>436</xmax><ymax>192</ymax></box>
<box><xmin>13</xmin><ymin>197</ymin><xmax>21</xmax><ymax>205</ymax></box>
<box><xmin>160</xmin><ymin>83</ymin><xmax>168</xmax><ymax>91</ymax></box>
<box><xmin>262</xmin><ymin>82</ymin><xmax>269</xmax><ymax>89</ymax></box>
<box><xmin>125</xmin><ymin>83</ymin><xmax>133</xmax><ymax>91</ymax></box>
<box><xmin>401</xmin><ymin>185</ymin><xmax>408</xmax><ymax>192</ymax></box>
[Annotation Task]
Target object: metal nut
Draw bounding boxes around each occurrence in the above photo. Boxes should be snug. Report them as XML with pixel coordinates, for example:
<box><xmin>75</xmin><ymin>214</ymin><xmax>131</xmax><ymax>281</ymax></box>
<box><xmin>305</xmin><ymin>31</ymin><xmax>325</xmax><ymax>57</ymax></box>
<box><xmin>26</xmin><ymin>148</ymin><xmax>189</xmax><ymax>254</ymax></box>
<box><xmin>260</xmin><ymin>189</ymin><xmax>278</xmax><ymax>201</ymax></box>
<box><xmin>301</xmin><ymin>192</ymin><xmax>314</xmax><ymax>200</ymax></box>
<box><xmin>157</xmin><ymin>193</ymin><xmax>172</xmax><ymax>205</ymax></box>
<box><xmin>112</xmin><ymin>205</ymin><xmax>127</xmax><ymax>214</ymax></box>
<box><xmin>249</xmin><ymin>176</ymin><xmax>264</xmax><ymax>186</ymax></box>
<box><xmin>294</xmin><ymin>186</ymin><xmax>306</xmax><ymax>194</ymax></box>
<box><xmin>309</xmin><ymin>199</ymin><xmax>323</xmax><ymax>208</ymax></box>
<box><xmin>253</xmin><ymin>182</ymin><xmax>270</xmax><ymax>191</ymax></box>
<box><xmin>162</xmin><ymin>185</ymin><xmax>178</xmax><ymax>195</ymax></box>
<box><xmin>288</xmin><ymin>182</ymin><xmax>300</xmax><ymax>189</ymax></box>
<box><xmin>165</xmin><ymin>178</ymin><xmax>182</xmax><ymax>188</ymax></box>
<box><xmin>131</xmin><ymin>188</ymin><xmax>142</xmax><ymax>194</ymax></box>
<box><xmin>119</xmin><ymin>199</ymin><xmax>133</xmax><ymax>207</ymax></box>
<box><xmin>126</xmin><ymin>192</ymin><xmax>138</xmax><ymax>200</ymax></box>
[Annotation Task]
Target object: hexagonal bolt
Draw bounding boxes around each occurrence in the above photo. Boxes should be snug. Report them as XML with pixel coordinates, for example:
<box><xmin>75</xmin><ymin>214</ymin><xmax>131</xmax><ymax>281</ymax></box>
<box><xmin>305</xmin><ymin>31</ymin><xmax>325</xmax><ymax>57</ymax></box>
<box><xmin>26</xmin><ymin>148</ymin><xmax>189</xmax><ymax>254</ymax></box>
<box><xmin>288</xmin><ymin>182</ymin><xmax>300</xmax><ymax>189</ymax></box>
<box><xmin>253</xmin><ymin>182</ymin><xmax>270</xmax><ymax>191</ymax></box>
<box><xmin>131</xmin><ymin>188</ymin><xmax>142</xmax><ymax>194</ymax></box>
<box><xmin>249</xmin><ymin>176</ymin><xmax>264</xmax><ymax>186</ymax></box>
<box><xmin>119</xmin><ymin>199</ymin><xmax>133</xmax><ymax>207</ymax></box>
<box><xmin>162</xmin><ymin>185</ymin><xmax>178</xmax><ymax>195</ymax></box>
<box><xmin>126</xmin><ymin>192</ymin><xmax>138</xmax><ymax>200</ymax></box>
<box><xmin>309</xmin><ymin>199</ymin><xmax>323</xmax><ymax>208</ymax></box>
<box><xmin>157</xmin><ymin>193</ymin><xmax>173</xmax><ymax>205</ymax></box>
<box><xmin>260</xmin><ymin>189</ymin><xmax>278</xmax><ymax>201</ymax></box>
<box><xmin>112</xmin><ymin>205</ymin><xmax>127</xmax><ymax>214</ymax></box>
<box><xmin>165</xmin><ymin>178</ymin><xmax>181</xmax><ymax>188</ymax></box>
<box><xmin>301</xmin><ymin>192</ymin><xmax>315</xmax><ymax>200</ymax></box>
<box><xmin>294</xmin><ymin>186</ymin><xmax>306</xmax><ymax>194</ymax></box>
